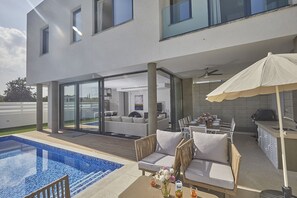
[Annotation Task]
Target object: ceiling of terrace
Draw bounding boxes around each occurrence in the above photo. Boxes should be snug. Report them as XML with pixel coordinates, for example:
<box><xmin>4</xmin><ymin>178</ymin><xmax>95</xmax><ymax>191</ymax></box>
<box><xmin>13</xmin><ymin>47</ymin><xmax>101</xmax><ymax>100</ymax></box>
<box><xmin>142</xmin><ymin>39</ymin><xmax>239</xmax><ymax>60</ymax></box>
<box><xmin>158</xmin><ymin>35</ymin><xmax>296</xmax><ymax>81</ymax></box>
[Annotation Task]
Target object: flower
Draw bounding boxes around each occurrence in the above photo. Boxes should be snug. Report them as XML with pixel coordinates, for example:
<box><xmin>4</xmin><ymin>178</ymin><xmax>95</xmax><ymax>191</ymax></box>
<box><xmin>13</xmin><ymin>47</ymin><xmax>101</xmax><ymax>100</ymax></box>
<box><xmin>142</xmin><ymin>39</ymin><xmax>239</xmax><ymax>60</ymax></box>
<box><xmin>159</xmin><ymin>175</ymin><xmax>165</xmax><ymax>182</ymax></box>
<box><xmin>163</xmin><ymin>169</ymin><xmax>169</xmax><ymax>176</ymax></box>
<box><xmin>155</xmin><ymin>167</ymin><xmax>175</xmax><ymax>184</ymax></box>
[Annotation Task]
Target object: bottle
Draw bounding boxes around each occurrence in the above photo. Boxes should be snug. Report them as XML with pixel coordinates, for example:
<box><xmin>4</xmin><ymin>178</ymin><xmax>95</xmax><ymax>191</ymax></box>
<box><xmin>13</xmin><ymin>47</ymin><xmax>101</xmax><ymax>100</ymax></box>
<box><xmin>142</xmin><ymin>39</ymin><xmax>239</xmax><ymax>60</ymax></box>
<box><xmin>175</xmin><ymin>180</ymin><xmax>183</xmax><ymax>198</ymax></box>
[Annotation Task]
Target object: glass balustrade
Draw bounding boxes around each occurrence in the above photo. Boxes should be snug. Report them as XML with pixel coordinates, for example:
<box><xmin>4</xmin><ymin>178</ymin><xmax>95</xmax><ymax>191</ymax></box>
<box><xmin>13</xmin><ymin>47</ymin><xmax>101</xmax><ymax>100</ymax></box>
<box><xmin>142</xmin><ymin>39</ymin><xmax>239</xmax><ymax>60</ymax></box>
<box><xmin>162</xmin><ymin>0</ymin><xmax>289</xmax><ymax>39</ymax></box>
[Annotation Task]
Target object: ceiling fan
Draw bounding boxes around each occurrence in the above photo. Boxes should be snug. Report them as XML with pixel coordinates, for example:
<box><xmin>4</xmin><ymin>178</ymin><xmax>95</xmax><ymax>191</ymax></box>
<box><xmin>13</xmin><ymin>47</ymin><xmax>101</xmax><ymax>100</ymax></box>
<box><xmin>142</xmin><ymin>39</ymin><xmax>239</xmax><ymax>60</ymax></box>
<box><xmin>198</xmin><ymin>68</ymin><xmax>223</xmax><ymax>78</ymax></box>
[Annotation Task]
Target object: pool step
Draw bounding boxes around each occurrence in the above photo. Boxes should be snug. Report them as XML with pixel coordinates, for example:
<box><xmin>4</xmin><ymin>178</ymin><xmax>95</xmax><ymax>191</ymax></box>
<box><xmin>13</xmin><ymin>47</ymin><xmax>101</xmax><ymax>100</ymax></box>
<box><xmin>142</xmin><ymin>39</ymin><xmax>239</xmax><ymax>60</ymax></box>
<box><xmin>70</xmin><ymin>170</ymin><xmax>112</xmax><ymax>196</ymax></box>
<box><xmin>70</xmin><ymin>171</ymin><xmax>97</xmax><ymax>188</ymax></box>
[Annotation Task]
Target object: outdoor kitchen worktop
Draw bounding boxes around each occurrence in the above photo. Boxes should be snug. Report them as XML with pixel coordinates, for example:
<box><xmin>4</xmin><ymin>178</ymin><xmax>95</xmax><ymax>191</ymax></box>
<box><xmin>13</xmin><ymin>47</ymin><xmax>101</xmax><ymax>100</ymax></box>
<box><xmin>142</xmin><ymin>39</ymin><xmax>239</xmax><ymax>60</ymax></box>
<box><xmin>255</xmin><ymin>121</ymin><xmax>297</xmax><ymax>140</ymax></box>
<box><xmin>255</xmin><ymin>120</ymin><xmax>297</xmax><ymax>171</ymax></box>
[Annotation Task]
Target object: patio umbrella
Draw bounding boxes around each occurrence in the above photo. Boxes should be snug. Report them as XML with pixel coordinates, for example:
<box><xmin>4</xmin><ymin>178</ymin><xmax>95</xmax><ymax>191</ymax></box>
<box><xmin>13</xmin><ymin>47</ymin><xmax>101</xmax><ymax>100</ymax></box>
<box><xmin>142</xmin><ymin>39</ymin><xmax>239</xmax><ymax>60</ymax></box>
<box><xmin>206</xmin><ymin>52</ymin><xmax>297</xmax><ymax>198</ymax></box>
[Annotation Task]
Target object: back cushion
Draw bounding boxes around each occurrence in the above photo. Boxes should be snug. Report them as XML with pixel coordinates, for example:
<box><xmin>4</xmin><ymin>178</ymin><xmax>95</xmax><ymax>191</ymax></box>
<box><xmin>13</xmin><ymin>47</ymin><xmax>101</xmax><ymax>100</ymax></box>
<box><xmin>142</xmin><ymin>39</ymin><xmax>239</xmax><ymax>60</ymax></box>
<box><xmin>133</xmin><ymin>117</ymin><xmax>145</xmax><ymax>123</ymax></box>
<box><xmin>122</xmin><ymin>116</ymin><xmax>133</xmax><ymax>123</ymax></box>
<box><xmin>155</xmin><ymin>130</ymin><xmax>183</xmax><ymax>156</ymax></box>
<box><xmin>104</xmin><ymin>117</ymin><xmax>112</xmax><ymax>121</ymax></box>
<box><xmin>192</xmin><ymin>132</ymin><xmax>228</xmax><ymax>164</ymax></box>
<box><xmin>111</xmin><ymin>116</ymin><xmax>122</xmax><ymax>122</ymax></box>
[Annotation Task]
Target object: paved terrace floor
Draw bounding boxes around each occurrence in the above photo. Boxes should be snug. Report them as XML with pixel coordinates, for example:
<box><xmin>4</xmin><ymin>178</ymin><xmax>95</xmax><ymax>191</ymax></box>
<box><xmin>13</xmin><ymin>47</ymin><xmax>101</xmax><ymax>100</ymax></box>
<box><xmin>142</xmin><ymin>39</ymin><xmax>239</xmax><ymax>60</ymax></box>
<box><xmin>18</xmin><ymin>131</ymin><xmax>297</xmax><ymax>198</ymax></box>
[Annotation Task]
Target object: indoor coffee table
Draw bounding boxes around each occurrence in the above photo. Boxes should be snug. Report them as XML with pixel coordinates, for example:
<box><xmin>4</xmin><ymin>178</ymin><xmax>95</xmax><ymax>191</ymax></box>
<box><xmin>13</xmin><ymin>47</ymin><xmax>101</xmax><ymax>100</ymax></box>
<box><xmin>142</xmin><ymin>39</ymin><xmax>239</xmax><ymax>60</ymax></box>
<box><xmin>119</xmin><ymin>176</ymin><xmax>219</xmax><ymax>198</ymax></box>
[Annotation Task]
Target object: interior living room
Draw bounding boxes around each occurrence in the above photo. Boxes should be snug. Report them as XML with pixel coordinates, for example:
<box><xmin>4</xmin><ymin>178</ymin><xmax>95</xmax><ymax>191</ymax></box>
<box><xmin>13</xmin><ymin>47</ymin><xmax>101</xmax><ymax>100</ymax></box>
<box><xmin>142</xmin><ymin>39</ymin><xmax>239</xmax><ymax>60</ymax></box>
<box><xmin>61</xmin><ymin>71</ymin><xmax>174</xmax><ymax>137</ymax></box>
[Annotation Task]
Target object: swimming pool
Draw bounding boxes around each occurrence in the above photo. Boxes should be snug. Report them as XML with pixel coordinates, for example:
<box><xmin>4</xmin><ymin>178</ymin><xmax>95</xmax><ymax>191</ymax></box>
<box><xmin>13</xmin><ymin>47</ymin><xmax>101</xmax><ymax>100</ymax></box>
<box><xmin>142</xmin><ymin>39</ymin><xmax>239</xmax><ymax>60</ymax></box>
<box><xmin>0</xmin><ymin>136</ymin><xmax>123</xmax><ymax>198</ymax></box>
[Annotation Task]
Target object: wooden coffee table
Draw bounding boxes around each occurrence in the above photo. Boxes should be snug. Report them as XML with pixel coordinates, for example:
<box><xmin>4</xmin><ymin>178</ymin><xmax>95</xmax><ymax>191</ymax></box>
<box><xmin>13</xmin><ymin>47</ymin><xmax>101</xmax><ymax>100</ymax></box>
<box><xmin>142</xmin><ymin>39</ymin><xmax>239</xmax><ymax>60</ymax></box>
<box><xmin>119</xmin><ymin>176</ymin><xmax>219</xmax><ymax>198</ymax></box>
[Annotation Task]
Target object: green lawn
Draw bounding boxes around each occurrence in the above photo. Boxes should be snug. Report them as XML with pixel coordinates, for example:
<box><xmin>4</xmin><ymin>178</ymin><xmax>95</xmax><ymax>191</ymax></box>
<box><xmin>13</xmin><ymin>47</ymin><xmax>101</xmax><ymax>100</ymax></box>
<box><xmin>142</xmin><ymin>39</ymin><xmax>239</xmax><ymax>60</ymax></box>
<box><xmin>0</xmin><ymin>124</ymin><xmax>48</xmax><ymax>137</ymax></box>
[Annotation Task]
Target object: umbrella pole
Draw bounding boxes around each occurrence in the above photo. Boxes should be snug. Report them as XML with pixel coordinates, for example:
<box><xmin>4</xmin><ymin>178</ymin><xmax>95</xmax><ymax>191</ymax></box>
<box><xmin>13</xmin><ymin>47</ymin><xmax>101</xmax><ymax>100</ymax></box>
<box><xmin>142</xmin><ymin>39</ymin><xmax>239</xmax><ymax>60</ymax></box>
<box><xmin>275</xmin><ymin>86</ymin><xmax>292</xmax><ymax>197</ymax></box>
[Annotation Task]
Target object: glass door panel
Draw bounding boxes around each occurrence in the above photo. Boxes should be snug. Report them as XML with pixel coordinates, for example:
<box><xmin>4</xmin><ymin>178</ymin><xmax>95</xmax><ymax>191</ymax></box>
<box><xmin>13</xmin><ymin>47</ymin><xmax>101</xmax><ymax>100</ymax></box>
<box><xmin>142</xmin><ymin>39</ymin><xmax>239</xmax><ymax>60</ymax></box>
<box><xmin>79</xmin><ymin>82</ymin><xmax>99</xmax><ymax>132</ymax></box>
<box><xmin>63</xmin><ymin>85</ymin><xmax>77</xmax><ymax>129</ymax></box>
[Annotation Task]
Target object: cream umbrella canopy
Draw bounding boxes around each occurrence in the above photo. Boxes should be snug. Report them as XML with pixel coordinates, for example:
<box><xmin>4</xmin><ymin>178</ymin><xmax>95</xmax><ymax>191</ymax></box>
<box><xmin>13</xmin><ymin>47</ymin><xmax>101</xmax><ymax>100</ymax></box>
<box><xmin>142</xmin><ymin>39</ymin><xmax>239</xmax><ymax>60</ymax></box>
<box><xmin>207</xmin><ymin>52</ymin><xmax>297</xmax><ymax>197</ymax></box>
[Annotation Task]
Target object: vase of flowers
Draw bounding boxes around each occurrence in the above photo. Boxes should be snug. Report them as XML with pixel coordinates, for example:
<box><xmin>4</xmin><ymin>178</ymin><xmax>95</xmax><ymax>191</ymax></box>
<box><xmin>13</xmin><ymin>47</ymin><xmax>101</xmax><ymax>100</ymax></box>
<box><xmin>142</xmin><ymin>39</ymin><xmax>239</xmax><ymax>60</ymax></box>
<box><xmin>155</xmin><ymin>167</ymin><xmax>175</xmax><ymax>198</ymax></box>
<box><xmin>197</xmin><ymin>113</ymin><xmax>214</xmax><ymax>127</ymax></box>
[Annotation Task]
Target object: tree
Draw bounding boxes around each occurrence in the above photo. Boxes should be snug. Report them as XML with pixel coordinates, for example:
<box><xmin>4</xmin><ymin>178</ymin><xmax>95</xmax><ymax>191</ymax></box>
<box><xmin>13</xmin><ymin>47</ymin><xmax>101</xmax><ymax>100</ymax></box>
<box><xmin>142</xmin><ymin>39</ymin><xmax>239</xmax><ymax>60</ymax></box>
<box><xmin>3</xmin><ymin>77</ymin><xmax>36</xmax><ymax>102</ymax></box>
<box><xmin>0</xmin><ymin>95</ymin><xmax>4</xmax><ymax>102</ymax></box>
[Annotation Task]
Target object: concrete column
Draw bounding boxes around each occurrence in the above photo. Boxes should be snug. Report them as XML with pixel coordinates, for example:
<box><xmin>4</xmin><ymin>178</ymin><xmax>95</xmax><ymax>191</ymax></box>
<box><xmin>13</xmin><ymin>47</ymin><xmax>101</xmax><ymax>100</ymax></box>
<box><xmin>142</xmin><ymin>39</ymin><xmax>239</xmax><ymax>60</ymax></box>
<box><xmin>49</xmin><ymin>81</ymin><xmax>59</xmax><ymax>133</ymax></box>
<box><xmin>294</xmin><ymin>36</ymin><xmax>297</xmax><ymax>53</ymax></box>
<box><xmin>148</xmin><ymin>63</ymin><xmax>157</xmax><ymax>135</ymax></box>
<box><xmin>36</xmin><ymin>84</ymin><xmax>43</xmax><ymax>131</ymax></box>
<box><xmin>182</xmin><ymin>78</ymin><xmax>193</xmax><ymax>118</ymax></box>
<box><xmin>292</xmin><ymin>37</ymin><xmax>297</xmax><ymax>121</ymax></box>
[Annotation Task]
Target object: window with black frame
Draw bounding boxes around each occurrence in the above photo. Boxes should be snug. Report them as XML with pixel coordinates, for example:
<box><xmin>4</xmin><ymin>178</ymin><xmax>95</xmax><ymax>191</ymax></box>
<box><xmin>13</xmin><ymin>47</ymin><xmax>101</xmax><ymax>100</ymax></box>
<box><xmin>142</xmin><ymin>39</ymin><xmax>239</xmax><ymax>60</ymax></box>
<box><xmin>72</xmin><ymin>8</ymin><xmax>82</xmax><ymax>42</ymax></box>
<box><xmin>94</xmin><ymin>0</ymin><xmax>133</xmax><ymax>33</ymax></box>
<box><xmin>170</xmin><ymin>0</ymin><xmax>192</xmax><ymax>24</ymax></box>
<box><xmin>41</xmin><ymin>26</ymin><xmax>49</xmax><ymax>54</ymax></box>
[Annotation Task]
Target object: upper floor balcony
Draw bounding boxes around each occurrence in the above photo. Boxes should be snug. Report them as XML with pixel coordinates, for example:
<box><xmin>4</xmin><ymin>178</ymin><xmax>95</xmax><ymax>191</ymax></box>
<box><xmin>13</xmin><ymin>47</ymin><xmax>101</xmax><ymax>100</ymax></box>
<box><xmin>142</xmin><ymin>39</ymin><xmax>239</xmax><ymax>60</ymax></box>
<box><xmin>162</xmin><ymin>0</ymin><xmax>290</xmax><ymax>39</ymax></box>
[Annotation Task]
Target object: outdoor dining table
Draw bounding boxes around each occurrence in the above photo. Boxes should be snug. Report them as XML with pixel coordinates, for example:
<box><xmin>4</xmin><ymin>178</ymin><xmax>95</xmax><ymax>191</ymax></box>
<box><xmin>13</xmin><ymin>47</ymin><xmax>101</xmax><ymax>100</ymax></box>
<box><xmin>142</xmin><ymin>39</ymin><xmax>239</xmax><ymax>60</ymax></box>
<box><xmin>188</xmin><ymin>121</ymin><xmax>221</xmax><ymax>133</ymax></box>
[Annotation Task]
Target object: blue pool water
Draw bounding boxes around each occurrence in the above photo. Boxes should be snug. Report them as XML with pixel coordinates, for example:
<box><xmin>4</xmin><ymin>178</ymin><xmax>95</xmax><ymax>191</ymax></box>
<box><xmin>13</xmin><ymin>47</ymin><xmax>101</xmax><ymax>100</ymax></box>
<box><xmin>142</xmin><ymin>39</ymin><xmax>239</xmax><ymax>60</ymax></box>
<box><xmin>0</xmin><ymin>136</ymin><xmax>123</xmax><ymax>198</ymax></box>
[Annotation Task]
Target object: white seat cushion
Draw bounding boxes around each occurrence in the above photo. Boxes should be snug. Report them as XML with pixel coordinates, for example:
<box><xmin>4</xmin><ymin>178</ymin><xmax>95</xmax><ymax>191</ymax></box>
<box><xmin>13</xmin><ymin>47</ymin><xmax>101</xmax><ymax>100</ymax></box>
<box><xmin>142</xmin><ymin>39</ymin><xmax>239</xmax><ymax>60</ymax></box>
<box><xmin>185</xmin><ymin>159</ymin><xmax>234</xmax><ymax>190</ymax></box>
<box><xmin>138</xmin><ymin>152</ymin><xmax>175</xmax><ymax>173</ymax></box>
<box><xmin>141</xmin><ymin>152</ymin><xmax>165</xmax><ymax>164</ymax></box>
<box><xmin>122</xmin><ymin>116</ymin><xmax>133</xmax><ymax>123</ymax></box>
<box><xmin>193</xmin><ymin>132</ymin><xmax>228</xmax><ymax>164</ymax></box>
<box><xmin>155</xmin><ymin>130</ymin><xmax>183</xmax><ymax>156</ymax></box>
<box><xmin>133</xmin><ymin>117</ymin><xmax>145</xmax><ymax>123</ymax></box>
<box><xmin>111</xmin><ymin>116</ymin><xmax>122</xmax><ymax>122</ymax></box>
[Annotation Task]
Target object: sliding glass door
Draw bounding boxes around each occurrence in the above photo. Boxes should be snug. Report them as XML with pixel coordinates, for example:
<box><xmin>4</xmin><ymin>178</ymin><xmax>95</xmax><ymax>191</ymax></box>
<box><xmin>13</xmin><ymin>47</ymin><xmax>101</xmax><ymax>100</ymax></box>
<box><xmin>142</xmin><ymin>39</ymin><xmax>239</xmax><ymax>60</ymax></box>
<box><xmin>62</xmin><ymin>85</ymin><xmax>77</xmax><ymax>129</ymax></box>
<box><xmin>60</xmin><ymin>71</ymin><xmax>182</xmax><ymax>134</ymax></box>
<box><xmin>61</xmin><ymin>80</ymin><xmax>104</xmax><ymax>133</ymax></box>
<box><xmin>79</xmin><ymin>82</ymin><xmax>99</xmax><ymax>132</ymax></box>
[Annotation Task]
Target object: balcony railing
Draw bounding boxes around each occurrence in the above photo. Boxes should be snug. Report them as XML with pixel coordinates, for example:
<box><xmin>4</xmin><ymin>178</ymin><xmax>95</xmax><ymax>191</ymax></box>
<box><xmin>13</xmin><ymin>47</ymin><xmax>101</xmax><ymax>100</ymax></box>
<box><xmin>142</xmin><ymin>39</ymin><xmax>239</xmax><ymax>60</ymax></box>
<box><xmin>162</xmin><ymin>0</ymin><xmax>289</xmax><ymax>39</ymax></box>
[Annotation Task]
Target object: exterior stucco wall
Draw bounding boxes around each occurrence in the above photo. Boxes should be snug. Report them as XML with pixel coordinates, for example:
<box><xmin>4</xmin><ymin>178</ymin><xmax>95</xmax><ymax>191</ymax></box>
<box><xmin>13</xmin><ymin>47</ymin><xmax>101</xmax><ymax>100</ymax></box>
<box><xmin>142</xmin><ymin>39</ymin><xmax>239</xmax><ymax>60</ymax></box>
<box><xmin>27</xmin><ymin>1</ymin><xmax>297</xmax><ymax>85</ymax></box>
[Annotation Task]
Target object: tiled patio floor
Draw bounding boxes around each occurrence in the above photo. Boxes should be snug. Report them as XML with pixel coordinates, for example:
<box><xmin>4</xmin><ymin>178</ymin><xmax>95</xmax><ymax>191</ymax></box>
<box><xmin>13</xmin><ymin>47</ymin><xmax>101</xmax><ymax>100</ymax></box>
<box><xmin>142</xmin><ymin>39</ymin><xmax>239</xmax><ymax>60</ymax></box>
<box><xmin>17</xmin><ymin>131</ymin><xmax>297</xmax><ymax>198</ymax></box>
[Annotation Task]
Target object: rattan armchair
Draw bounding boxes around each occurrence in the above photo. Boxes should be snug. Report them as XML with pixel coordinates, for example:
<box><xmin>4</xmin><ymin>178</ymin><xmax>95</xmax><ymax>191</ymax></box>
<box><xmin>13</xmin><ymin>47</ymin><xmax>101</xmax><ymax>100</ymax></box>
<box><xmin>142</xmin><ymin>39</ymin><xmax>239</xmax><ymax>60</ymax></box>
<box><xmin>135</xmin><ymin>134</ymin><xmax>184</xmax><ymax>176</ymax></box>
<box><xmin>178</xmin><ymin>139</ymin><xmax>241</xmax><ymax>196</ymax></box>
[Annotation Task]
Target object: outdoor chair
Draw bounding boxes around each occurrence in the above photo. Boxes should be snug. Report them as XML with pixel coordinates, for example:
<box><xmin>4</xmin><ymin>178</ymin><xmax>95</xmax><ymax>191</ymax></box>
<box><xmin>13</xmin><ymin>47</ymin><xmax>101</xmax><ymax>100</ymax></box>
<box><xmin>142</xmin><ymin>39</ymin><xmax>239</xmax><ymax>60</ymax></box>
<box><xmin>219</xmin><ymin>120</ymin><xmax>236</xmax><ymax>143</ymax></box>
<box><xmin>135</xmin><ymin>130</ymin><xmax>185</xmax><ymax>176</ymax></box>
<box><xmin>189</xmin><ymin>126</ymin><xmax>207</xmax><ymax>138</ymax></box>
<box><xmin>178</xmin><ymin>132</ymin><xmax>241</xmax><ymax>197</ymax></box>
<box><xmin>220</xmin><ymin>117</ymin><xmax>234</xmax><ymax>128</ymax></box>
<box><xmin>178</xmin><ymin>119</ymin><xmax>189</xmax><ymax>138</ymax></box>
<box><xmin>24</xmin><ymin>175</ymin><xmax>70</xmax><ymax>198</ymax></box>
<box><xmin>187</xmin><ymin>115</ymin><xmax>192</xmax><ymax>124</ymax></box>
<box><xmin>183</xmin><ymin>117</ymin><xmax>190</xmax><ymax>126</ymax></box>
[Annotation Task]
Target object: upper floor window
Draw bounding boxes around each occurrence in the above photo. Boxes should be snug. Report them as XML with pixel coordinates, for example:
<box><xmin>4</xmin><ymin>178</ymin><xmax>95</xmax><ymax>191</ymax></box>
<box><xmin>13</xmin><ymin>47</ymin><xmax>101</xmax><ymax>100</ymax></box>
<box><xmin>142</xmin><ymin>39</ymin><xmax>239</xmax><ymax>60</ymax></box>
<box><xmin>73</xmin><ymin>8</ymin><xmax>82</xmax><ymax>42</ymax></box>
<box><xmin>170</xmin><ymin>0</ymin><xmax>192</xmax><ymax>24</ymax></box>
<box><xmin>41</xmin><ymin>26</ymin><xmax>49</xmax><ymax>54</ymax></box>
<box><xmin>94</xmin><ymin>0</ymin><xmax>133</xmax><ymax>33</ymax></box>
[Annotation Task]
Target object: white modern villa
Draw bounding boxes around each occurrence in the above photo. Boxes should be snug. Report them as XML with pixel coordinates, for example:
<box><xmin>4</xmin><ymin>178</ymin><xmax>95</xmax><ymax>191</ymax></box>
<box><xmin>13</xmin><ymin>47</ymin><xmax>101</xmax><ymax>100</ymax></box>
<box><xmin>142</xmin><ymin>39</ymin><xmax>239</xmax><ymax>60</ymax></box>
<box><xmin>0</xmin><ymin>0</ymin><xmax>285</xmax><ymax>197</ymax></box>
<box><xmin>27</xmin><ymin>0</ymin><xmax>297</xmax><ymax>137</ymax></box>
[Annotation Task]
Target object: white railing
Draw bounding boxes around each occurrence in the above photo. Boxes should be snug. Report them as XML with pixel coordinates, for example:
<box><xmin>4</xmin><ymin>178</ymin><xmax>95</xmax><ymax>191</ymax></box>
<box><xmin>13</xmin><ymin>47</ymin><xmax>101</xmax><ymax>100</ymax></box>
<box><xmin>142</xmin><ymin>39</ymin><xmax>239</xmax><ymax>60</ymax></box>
<box><xmin>0</xmin><ymin>102</ymin><xmax>48</xmax><ymax>129</ymax></box>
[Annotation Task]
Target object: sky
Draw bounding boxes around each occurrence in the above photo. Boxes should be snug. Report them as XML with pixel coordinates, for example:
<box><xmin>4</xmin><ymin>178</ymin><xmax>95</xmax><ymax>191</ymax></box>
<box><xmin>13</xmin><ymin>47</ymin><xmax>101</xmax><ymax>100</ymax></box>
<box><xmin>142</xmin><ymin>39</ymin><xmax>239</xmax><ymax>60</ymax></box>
<box><xmin>0</xmin><ymin>0</ymin><xmax>43</xmax><ymax>95</ymax></box>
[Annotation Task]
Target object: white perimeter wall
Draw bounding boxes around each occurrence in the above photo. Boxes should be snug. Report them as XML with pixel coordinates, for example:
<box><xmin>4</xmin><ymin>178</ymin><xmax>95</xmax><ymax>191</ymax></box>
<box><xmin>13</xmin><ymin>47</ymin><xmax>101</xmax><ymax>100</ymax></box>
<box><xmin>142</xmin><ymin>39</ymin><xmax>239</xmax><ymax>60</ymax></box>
<box><xmin>0</xmin><ymin>102</ymin><xmax>48</xmax><ymax>129</ymax></box>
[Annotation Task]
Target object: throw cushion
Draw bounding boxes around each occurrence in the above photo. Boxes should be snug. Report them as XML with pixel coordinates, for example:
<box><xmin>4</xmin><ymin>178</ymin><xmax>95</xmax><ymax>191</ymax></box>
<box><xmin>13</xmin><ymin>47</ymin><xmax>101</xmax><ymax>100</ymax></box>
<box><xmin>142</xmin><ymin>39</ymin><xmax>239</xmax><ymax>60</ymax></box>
<box><xmin>158</xmin><ymin>114</ymin><xmax>166</xmax><ymax>119</ymax></box>
<box><xmin>122</xmin><ymin>116</ymin><xmax>133</xmax><ymax>123</ymax></box>
<box><xmin>192</xmin><ymin>132</ymin><xmax>228</xmax><ymax>164</ymax></box>
<box><xmin>155</xmin><ymin>130</ymin><xmax>183</xmax><ymax>156</ymax></box>
<box><xmin>184</xmin><ymin>159</ymin><xmax>234</xmax><ymax>190</ymax></box>
<box><xmin>133</xmin><ymin>117</ymin><xmax>145</xmax><ymax>123</ymax></box>
<box><xmin>111</xmin><ymin>116</ymin><xmax>122</xmax><ymax>122</ymax></box>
